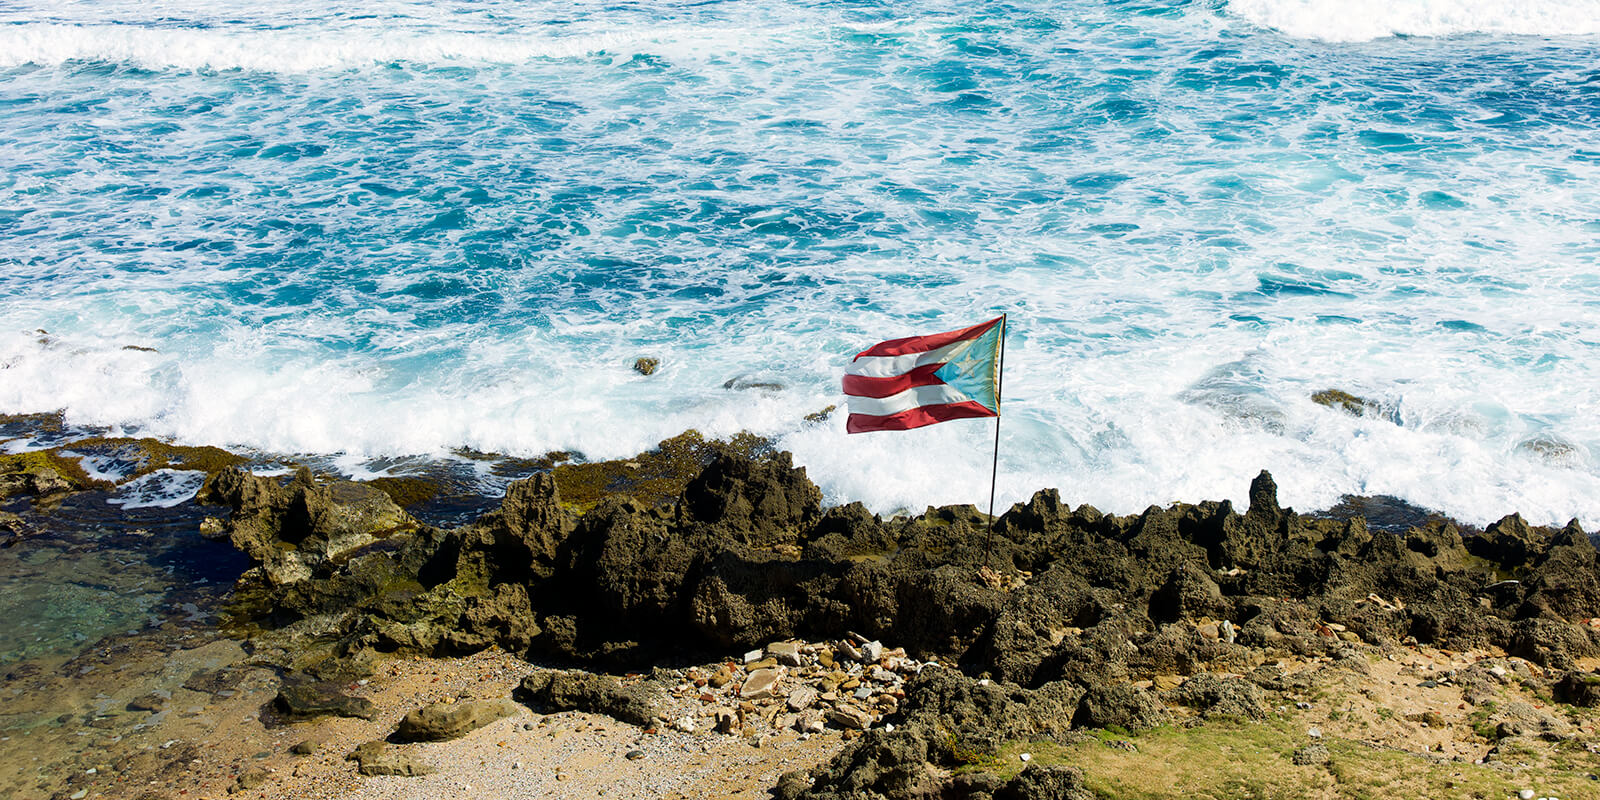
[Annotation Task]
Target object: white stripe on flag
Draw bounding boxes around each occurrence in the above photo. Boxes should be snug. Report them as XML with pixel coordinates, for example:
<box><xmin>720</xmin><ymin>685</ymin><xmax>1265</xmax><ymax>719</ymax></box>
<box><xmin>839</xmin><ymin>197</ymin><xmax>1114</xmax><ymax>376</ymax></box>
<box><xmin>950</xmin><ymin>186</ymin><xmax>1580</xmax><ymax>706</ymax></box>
<box><xmin>845</xmin><ymin>338</ymin><xmax>969</xmax><ymax>378</ymax></box>
<box><xmin>845</xmin><ymin>383</ymin><xmax>972</xmax><ymax>417</ymax></box>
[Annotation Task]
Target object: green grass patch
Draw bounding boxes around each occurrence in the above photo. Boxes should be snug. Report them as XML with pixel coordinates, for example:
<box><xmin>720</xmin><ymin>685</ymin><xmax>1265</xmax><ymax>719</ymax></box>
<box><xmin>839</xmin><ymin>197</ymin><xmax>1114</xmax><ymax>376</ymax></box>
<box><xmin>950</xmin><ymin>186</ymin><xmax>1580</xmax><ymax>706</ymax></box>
<box><xmin>975</xmin><ymin>718</ymin><xmax>1597</xmax><ymax>800</ymax></box>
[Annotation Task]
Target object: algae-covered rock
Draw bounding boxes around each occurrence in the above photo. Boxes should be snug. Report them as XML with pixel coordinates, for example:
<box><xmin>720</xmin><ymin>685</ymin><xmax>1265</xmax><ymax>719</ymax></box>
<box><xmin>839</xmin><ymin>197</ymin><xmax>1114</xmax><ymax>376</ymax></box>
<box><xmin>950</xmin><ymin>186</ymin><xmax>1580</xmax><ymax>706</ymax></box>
<box><xmin>0</xmin><ymin>450</ymin><xmax>87</xmax><ymax>498</ymax></box>
<box><xmin>394</xmin><ymin>698</ymin><xmax>520</xmax><ymax>742</ymax></box>
<box><xmin>270</xmin><ymin>678</ymin><xmax>377</xmax><ymax>723</ymax></box>
<box><xmin>347</xmin><ymin>740</ymin><xmax>434</xmax><ymax>777</ymax></box>
<box><xmin>1311</xmin><ymin>388</ymin><xmax>1386</xmax><ymax>419</ymax></box>
<box><xmin>199</xmin><ymin>467</ymin><xmax>414</xmax><ymax>586</ymax></box>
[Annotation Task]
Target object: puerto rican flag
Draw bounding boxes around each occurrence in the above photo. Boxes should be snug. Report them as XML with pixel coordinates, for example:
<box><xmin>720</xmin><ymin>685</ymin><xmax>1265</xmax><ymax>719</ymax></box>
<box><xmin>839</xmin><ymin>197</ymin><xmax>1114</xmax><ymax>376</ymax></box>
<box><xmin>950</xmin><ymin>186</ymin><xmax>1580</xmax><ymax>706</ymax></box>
<box><xmin>843</xmin><ymin>316</ymin><xmax>1005</xmax><ymax>434</ymax></box>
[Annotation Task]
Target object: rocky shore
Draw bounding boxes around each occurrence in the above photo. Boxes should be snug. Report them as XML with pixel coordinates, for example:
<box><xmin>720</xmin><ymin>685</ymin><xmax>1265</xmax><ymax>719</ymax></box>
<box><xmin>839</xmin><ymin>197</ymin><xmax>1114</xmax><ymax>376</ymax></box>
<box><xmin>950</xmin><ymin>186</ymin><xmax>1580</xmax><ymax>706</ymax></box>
<box><xmin>5</xmin><ymin>425</ymin><xmax>1600</xmax><ymax>798</ymax></box>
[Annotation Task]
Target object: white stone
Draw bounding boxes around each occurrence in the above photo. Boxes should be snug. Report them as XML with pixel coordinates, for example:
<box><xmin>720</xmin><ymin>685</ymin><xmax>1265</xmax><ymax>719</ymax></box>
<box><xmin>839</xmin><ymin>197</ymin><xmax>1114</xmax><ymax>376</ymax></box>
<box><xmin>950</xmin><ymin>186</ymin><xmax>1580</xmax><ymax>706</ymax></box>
<box><xmin>742</xmin><ymin>667</ymin><xmax>786</xmax><ymax>700</ymax></box>
<box><xmin>743</xmin><ymin>649</ymin><xmax>763</xmax><ymax>664</ymax></box>
<box><xmin>1020</xmin><ymin>753</ymin><xmax>1031</xmax><ymax>762</ymax></box>
<box><xmin>1307</xmin><ymin>727</ymin><xmax>1322</xmax><ymax>739</ymax></box>
<box><xmin>1517</xmin><ymin>791</ymin><xmax>1534</xmax><ymax>800</ymax></box>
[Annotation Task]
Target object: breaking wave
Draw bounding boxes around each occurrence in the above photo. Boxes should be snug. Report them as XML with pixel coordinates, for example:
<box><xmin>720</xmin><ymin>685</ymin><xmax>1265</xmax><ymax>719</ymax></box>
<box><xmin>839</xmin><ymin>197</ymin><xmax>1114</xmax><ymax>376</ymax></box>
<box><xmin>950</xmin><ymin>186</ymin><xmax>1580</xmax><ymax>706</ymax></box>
<box><xmin>1227</xmin><ymin>0</ymin><xmax>1600</xmax><ymax>42</ymax></box>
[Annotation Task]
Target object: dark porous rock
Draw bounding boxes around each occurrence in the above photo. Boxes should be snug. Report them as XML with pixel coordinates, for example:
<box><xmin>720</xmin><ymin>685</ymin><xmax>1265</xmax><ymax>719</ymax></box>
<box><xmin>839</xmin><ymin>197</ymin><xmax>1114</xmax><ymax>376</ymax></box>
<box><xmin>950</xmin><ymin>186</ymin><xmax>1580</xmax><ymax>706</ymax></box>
<box><xmin>515</xmin><ymin>670</ymin><xmax>660</xmax><ymax>727</ymax></box>
<box><xmin>1149</xmin><ymin>562</ymin><xmax>1228</xmax><ymax>623</ymax></box>
<box><xmin>1508</xmin><ymin>617</ymin><xmax>1599</xmax><ymax>669</ymax></box>
<box><xmin>1466</xmin><ymin>514</ymin><xmax>1546</xmax><ymax>568</ymax></box>
<box><xmin>347</xmin><ymin>740</ymin><xmax>435</xmax><ymax>777</ymax></box>
<box><xmin>776</xmin><ymin>669</ymin><xmax>1084</xmax><ymax>799</ymax></box>
<box><xmin>1073</xmin><ymin>684</ymin><xmax>1168</xmax><ymax>731</ymax></box>
<box><xmin>680</xmin><ymin>450</ymin><xmax>822</xmax><ymax>548</ymax></box>
<box><xmin>268</xmin><ymin>677</ymin><xmax>377</xmax><ymax>724</ymax></box>
<box><xmin>194</xmin><ymin>445</ymin><xmax>1600</xmax><ymax>800</ymax></box>
<box><xmin>1554</xmin><ymin>671</ymin><xmax>1600</xmax><ymax>708</ymax></box>
<box><xmin>1166</xmin><ymin>673</ymin><xmax>1267</xmax><ymax>720</ymax></box>
<box><xmin>633</xmin><ymin>357</ymin><xmax>660</xmax><ymax>375</ymax></box>
<box><xmin>395</xmin><ymin>698</ymin><xmax>521</xmax><ymax>742</ymax></box>
<box><xmin>198</xmin><ymin>466</ymin><xmax>415</xmax><ymax>587</ymax></box>
<box><xmin>996</xmin><ymin>764</ymin><xmax>1095</xmax><ymax>800</ymax></box>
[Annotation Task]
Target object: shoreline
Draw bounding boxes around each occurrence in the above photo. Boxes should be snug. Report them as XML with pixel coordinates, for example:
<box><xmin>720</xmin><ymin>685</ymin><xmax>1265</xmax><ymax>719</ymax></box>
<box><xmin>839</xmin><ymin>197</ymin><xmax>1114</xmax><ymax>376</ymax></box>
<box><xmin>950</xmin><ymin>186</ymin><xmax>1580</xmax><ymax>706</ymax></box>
<box><xmin>4</xmin><ymin>416</ymin><xmax>1600</xmax><ymax>798</ymax></box>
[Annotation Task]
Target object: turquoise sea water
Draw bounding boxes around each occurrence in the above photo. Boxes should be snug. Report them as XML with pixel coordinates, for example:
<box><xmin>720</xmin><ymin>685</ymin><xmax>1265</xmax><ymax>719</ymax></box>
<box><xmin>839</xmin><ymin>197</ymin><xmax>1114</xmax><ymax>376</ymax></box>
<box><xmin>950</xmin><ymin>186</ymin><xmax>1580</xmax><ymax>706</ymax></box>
<box><xmin>1</xmin><ymin>0</ymin><xmax>1599</xmax><ymax>525</ymax></box>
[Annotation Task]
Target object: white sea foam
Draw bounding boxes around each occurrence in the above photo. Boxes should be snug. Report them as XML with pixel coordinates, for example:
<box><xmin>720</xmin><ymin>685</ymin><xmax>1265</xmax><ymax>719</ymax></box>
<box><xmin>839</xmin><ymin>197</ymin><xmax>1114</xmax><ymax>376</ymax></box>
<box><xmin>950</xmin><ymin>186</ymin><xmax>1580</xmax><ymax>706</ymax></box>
<box><xmin>1227</xmin><ymin>0</ymin><xmax>1600</xmax><ymax>42</ymax></box>
<box><xmin>0</xmin><ymin>23</ymin><xmax>765</xmax><ymax>71</ymax></box>
<box><xmin>106</xmin><ymin>468</ymin><xmax>207</xmax><ymax>509</ymax></box>
<box><xmin>1</xmin><ymin>0</ymin><xmax>1597</xmax><ymax>530</ymax></box>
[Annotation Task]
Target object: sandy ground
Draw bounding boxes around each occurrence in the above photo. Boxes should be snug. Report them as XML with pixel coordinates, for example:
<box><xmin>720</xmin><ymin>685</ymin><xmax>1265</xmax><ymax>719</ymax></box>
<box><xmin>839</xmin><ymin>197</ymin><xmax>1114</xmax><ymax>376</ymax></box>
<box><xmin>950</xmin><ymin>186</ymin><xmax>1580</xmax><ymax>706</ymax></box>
<box><xmin>9</xmin><ymin>629</ymin><xmax>1598</xmax><ymax>800</ymax></box>
<box><xmin>5</xmin><ymin>644</ymin><xmax>847</xmax><ymax>800</ymax></box>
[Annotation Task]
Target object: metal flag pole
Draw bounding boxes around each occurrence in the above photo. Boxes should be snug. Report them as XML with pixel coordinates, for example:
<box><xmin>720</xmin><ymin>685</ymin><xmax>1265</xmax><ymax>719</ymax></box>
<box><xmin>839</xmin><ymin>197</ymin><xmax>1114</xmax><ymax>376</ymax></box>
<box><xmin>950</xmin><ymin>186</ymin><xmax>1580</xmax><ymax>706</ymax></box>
<box><xmin>984</xmin><ymin>313</ymin><xmax>1007</xmax><ymax>565</ymax></box>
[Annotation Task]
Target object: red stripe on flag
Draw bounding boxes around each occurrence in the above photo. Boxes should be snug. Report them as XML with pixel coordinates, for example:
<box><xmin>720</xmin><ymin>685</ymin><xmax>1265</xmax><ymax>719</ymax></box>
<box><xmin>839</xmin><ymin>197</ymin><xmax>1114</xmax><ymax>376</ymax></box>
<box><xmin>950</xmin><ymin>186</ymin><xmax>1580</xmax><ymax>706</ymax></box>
<box><xmin>846</xmin><ymin>401</ymin><xmax>996</xmax><ymax>433</ymax></box>
<box><xmin>841</xmin><ymin>363</ymin><xmax>946</xmax><ymax>398</ymax></box>
<box><xmin>853</xmin><ymin>316</ymin><xmax>1003</xmax><ymax>359</ymax></box>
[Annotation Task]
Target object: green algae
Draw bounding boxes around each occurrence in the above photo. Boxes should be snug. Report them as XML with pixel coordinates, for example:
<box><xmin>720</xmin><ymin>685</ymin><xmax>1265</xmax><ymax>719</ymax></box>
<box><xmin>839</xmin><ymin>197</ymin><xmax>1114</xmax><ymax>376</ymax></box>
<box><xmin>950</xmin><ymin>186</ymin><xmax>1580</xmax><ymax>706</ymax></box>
<box><xmin>364</xmin><ymin>476</ymin><xmax>441</xmax><ymax>508</ymax></box>
<box><xmin>0</xmin><ymin>449</ymin><xmax>105</xmax><ymax>491</ymax></box>
<box><xmin>550</xmin><ymin>429</ymin><xmax>772</xmax><ymax>513</ymax></box>
<box><xmin>1311</xmin><ymin>388</ymin><xmax>1368</xmax><ymax>416</ymax></box>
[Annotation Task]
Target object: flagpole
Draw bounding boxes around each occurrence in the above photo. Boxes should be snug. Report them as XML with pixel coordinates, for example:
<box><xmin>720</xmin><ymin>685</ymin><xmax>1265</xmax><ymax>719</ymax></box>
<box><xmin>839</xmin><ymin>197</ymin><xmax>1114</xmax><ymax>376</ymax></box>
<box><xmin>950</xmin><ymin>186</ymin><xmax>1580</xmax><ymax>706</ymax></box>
<box><xmin>984</xmin><ymin>314</ymin><xmax>1006</xmax><ymax>566</ymax></box>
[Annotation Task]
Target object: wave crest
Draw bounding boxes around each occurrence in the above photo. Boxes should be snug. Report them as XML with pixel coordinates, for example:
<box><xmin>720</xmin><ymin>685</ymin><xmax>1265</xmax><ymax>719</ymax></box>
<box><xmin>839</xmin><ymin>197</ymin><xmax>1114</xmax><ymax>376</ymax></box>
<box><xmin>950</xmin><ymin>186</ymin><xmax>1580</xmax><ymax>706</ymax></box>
<box><xmin>0</xmin><ymin>22</ymin><xmax>740</xmax><ymax>71</ymax></box>
<box><xmin>1227</xmin><ymin>0</ymin><xmax>1600</xmax><ymax>42</ymax></box>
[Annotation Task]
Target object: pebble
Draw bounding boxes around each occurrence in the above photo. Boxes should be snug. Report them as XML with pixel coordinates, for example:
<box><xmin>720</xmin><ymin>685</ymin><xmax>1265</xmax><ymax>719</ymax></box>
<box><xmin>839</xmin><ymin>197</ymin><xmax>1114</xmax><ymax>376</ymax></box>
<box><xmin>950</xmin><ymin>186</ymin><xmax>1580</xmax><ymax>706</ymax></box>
<box><xmin>742</xmin><ymin>649</ymin><xmax>763</xmax><ymax>664</ymax></box>
<box><xmin>767</xmin><ymin>642</ymin><xmax>804</xmax><ymax>667</ymax></box>
<box><xmin>1518</xmin><ymin>791</ymin><xmax>1534</xmax><ymax>800</ymax></box>
<box><xmin>1020</xmin><ymin>753</ymin><xmax>1031</xmax><ymax>762</ymax></box>
<box><xmin>70</xmin><ymin>791</ymin><xmax>87</xmax><ymax>800</ymax></box>
<box><xmin>837</xmin><ymin>640</ymin><xmax>863</xmax><ymax>662</ymax></box>
<box><xmin>1307</xmin><ymin>727</ymin><xmax>1322</xmax><ymax>739</ymax></box>
<box><xmin>625</xmin><ymin>750</ymin><xmax>644</xmax><ymax>761</ymax></box>
<box><xmin>826</xmin><ymin>705</ymin><xmax>873</xmax><ymax>731</ymax></box>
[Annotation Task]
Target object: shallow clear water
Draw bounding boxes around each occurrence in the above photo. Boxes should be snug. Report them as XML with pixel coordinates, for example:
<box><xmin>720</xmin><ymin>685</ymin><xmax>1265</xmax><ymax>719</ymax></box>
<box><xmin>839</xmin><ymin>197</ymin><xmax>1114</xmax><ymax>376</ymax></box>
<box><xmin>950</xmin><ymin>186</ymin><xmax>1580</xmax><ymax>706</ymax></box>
<box><xmin>1</xmin><ymin>0</ymin><xmax>1598</xmax><ymax>526</ymax></box>
<box><xmin>0</xmin><ymin>493</ymin><xmax>246</xmax><ymax>668</ymax></box>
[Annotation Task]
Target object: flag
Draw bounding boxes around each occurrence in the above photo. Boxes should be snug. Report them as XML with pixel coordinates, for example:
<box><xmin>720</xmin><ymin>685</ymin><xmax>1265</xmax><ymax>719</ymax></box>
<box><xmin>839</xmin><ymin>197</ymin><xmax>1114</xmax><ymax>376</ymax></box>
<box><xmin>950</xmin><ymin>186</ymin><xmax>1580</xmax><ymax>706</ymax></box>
<box><xmin>843</xmin><ymin>316</ymin><xmax>1005</xmax><ymax>434</ymax></box>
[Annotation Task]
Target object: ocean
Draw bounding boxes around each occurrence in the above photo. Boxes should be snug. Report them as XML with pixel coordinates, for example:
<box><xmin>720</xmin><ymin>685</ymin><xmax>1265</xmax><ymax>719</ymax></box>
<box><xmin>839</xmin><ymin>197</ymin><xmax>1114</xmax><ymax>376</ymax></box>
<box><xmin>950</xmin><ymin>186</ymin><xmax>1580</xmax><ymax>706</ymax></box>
<box><xmin>2</xmin><ymin>0</ymin><xmax>1599</xmax><ymax>527</ymax></box>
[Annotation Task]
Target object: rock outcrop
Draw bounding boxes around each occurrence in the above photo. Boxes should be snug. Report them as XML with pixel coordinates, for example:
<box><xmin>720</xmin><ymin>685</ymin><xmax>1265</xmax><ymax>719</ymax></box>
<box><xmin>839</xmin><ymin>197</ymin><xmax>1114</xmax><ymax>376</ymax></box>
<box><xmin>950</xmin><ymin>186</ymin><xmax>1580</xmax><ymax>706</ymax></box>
<box><xmin>200</xmin><ymin>446</ymin><xmax>1600</xmax><ymax>799</ymax></box>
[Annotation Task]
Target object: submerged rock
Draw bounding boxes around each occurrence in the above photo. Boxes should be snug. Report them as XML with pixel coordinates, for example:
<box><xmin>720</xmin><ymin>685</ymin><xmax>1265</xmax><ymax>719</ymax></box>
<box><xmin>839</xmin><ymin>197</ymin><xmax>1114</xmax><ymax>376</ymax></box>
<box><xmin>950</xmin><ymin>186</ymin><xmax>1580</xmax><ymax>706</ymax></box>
<box><xmin>269</xmin><ymin>679</ymin><xmax>377</xmax><ymax>723</ymax></box>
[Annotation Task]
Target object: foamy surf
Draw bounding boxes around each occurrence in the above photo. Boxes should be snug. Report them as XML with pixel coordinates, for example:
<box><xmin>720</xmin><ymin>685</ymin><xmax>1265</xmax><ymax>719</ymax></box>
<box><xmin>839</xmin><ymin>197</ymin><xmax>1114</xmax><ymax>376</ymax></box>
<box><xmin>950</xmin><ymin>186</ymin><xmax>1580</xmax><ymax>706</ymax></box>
<box><xmin>1227</xmin><ymin>0</ymin><xmax>1600</xmax><ymax>42</ymax></box>
<box><xmin>0</xmin><ymin>23</ymin><xmax>771</xmax><ymax>71</ymax></box>
<box><xmin>1</xmin><ymin>0</ymin><xmax>1597</xmax><ymax>530</ymax></box>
